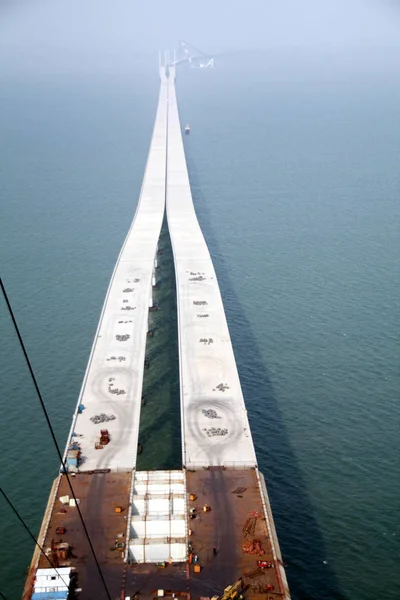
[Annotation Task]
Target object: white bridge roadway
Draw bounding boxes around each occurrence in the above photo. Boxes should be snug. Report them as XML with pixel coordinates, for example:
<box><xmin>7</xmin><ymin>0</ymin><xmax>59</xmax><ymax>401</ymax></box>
<box><xmin>167</xmin><ymin>66</ymin><xmax>256</xmax><ymax>468</ymax></box>
<box><xmin>64</xmin><ymin>65</ymin><xmax>256</xmax><ymax>471</ymax></box>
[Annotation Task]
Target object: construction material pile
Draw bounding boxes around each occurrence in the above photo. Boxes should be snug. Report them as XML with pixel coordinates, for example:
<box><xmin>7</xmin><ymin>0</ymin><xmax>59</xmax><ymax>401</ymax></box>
<box><xmin>242</xmin><ymin>539</ymin><xmax>265</xmax><ymax>556</ymax></box>
<box><xmin>116</xmin><ymin>334</ymin><xmax>130</xmax><ymax>341</ymax></box>
<box><xmin>202</xmin><ymin>408</ymin><xmax>221</xmax><ymax>419</ymax></box>
<box><xmin>90</xmin><ymin>414</ymin><xmax>116</xmax><ymax>424</ymax></box>
<box><xmin>203</xmin><ymin>427</ymin><xmax>228</xmax><ymax>437</ymax></box>
<box><xmin>215</xmin><ymin>382</ymin><xmax>230</xmax><ymax>392</ymax></box>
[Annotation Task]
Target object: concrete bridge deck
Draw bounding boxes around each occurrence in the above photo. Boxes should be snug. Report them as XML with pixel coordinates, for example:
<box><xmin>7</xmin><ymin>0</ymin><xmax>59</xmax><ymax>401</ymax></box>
<box><xmin>24</xmin><ymin>61</ymin><xmax>291</xmax><ymax>600</ymax></box>
<box><xmin>62</xmin><ymin>69</ymin><xmax>168</xmax><ymax>472</ymax></box>
<box><xmin>62</xmin><ymin>63</ymin><xmax>257</xmax><ymax>472</ymax></box>
<box><xmin>166</xmin><ymin>67</ymin><xmax>257</xmax><ymax>468</ymax></box>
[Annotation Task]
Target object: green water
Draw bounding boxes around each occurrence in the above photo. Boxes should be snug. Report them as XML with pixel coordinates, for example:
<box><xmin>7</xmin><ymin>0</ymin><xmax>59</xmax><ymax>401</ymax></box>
<box><xmin>0</xmin><ymin>66</ymin><xmax>399</xmax><ymax>600</ymax></box>
<box><xmin>136</xmin><ymin>219</ymin><xmax>181</xmax><ymax>471</ymax></box>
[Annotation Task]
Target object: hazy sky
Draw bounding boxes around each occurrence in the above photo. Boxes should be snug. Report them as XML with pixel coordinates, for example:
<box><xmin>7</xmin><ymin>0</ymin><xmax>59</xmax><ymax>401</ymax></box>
<box><xmin>1</xmin><ymin>0</ymin><xmax>400</xmax><ymax>76</ymax></box>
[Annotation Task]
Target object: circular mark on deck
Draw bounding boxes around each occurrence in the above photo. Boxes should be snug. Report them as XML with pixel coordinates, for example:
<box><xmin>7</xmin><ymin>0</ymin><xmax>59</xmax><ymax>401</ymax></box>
<box><xmin>186</xmin><ymin>398</ymin><xmax>243</xmax><ymax>459</ymax></box>
<box><xmin>91</xmin><ymin>367</ymin><xmax>138</xmax><ymax>401</ymax></box>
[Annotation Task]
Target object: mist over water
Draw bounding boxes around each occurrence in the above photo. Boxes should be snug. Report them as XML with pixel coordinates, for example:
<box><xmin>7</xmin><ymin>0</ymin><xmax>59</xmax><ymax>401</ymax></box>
<box><xmin>1</xmin><ymin>1</ymin><xmax>400</xmax><ymax>598</ymax></box>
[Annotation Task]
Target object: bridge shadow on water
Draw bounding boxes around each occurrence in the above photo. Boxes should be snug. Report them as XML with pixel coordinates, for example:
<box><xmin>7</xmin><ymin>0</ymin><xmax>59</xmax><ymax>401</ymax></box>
<box><xmin>136</xmin><ymin>219</ymin><xmax>182</xmax><ymax>472</ymax></box>
<box><xmin>185</xmin><ymin>153</ymin><xmax>349</xmax><ymax>600</ymax></box>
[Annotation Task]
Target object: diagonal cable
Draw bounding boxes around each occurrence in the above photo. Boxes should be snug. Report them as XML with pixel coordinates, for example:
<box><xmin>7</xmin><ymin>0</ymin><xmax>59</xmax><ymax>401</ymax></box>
<box><xmin>0</xmin><ymin>487</ymin><xmax>70</xmax><ymax>589</ymax></box>
<box><xmin>0</xmin><ymin>278</ymin><xmax>112</xmax><ymax>600</ymax></box>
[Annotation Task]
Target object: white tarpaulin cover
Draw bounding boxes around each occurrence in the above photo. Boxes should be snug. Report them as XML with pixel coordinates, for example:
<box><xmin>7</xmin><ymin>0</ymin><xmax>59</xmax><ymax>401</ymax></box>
<box><xmin>128</xmin><ymin>471</ymin><xmax>187</xmax><ymax>563</ymax></box>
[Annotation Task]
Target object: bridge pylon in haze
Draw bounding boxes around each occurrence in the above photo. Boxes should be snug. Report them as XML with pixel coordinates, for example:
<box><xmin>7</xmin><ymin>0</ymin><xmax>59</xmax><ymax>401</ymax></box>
<box><xmin>169</xmin><ymin>40</ymin><xmax>214</xmax><ymax>69</ymax></box>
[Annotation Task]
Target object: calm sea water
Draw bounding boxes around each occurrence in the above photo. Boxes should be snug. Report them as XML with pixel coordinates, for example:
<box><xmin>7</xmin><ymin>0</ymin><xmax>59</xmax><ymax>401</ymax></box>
<box><xmin>1</xmin><ymin>64</ymin><xmax>399</xmax><ymax>600</ymax></box>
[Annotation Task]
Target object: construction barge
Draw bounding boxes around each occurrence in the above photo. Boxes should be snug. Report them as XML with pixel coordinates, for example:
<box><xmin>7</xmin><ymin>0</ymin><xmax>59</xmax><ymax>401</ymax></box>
<box><xmin>22</xmin><ymin>56</ymin><xmax>291</xmax><ymax>600</ymax></box>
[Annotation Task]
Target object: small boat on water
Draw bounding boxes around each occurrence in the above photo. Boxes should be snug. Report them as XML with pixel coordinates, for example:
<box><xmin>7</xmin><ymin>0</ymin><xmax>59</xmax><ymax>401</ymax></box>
<box><xmin>185</xmin><ymin>124</ymin><xmax>190</xmax><ymax>134</ymax></box>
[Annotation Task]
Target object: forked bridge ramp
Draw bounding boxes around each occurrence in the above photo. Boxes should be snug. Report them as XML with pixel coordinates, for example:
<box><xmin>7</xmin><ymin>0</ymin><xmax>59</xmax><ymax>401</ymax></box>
<box><xmin>25</xmin><ymin>62</ymin><xmax>291</xmax><ymax>600</ymax></box>
<box><xmin>166</xmin><ymin>66</ymin><xmax>257</xmax><ymax>468</ymax></box>
<box><xmin>64</xmin><ymin>64</ymin><xmax>256</xmax><ymax>473</ymax></box>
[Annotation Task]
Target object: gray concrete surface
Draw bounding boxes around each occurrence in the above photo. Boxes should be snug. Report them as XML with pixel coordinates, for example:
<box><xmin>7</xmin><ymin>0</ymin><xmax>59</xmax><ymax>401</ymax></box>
<box><xmin>166</xmin><ymin>68</ymin><xmax>257</xmax><ymax>468</ymax></box>
<box><xmin>63</xmin><ymin>68</ymin><xmax>168</xmax><ymax>472</ymax></box>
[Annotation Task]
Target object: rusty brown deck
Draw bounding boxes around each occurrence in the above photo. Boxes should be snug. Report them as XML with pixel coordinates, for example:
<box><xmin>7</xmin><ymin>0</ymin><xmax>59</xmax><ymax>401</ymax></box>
<box><xmin>24</xmin><ymin>468</ymin><xmax>286</xmax><ymax>600</ymax></box>
<box><xmin>124</xmin><ymin>468</ymin><xmax>284</xmax><ymax>600</ymax></box>
<box><xmin>184</xmin><ymin>468</ymin><xmax>284</xmax><ymax>599</ymax></box>
<box><xmin>29</xmin><ymin>472</ymin><xmax>131</xmax><ymax>600</ymax></box>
